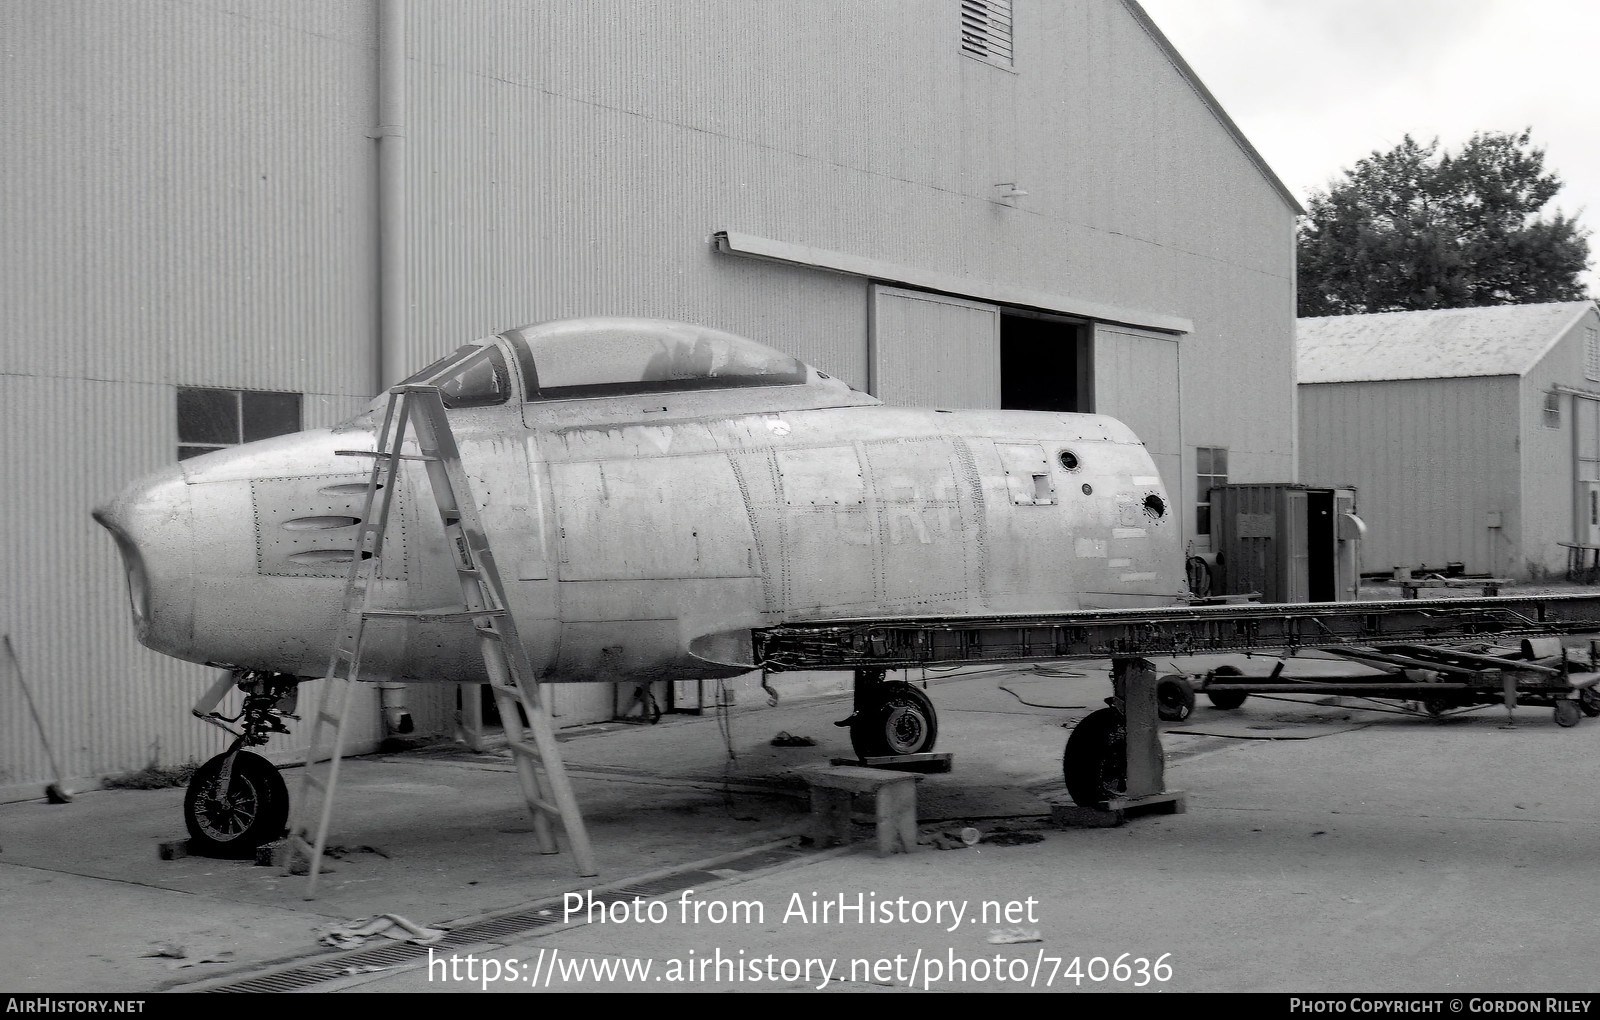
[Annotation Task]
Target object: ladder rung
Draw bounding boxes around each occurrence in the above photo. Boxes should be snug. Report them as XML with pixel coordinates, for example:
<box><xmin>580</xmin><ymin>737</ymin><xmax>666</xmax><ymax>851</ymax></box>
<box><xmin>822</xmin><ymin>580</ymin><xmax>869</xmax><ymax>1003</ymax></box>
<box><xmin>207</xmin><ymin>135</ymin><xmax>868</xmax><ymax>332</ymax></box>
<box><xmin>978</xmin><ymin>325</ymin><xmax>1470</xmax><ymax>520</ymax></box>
<box><xmin>508</xmin><ymin>739</ymin><xmax>543</xmax><ymax>761</ymax></box>
<box><xmin>525</xmin><ymin>796</ymin><xmax>558</xmax><ymax>817</ymax></box>
<box><xmin>363</xmin><ymin>607</ymin><xmax>503</xmax><ymax>621</ymax></box>
<box><xmin>300</xmin><ymin>773</ymin><xmax>327</xmax><ymax>793</ymax></box>
<box><xmin>336</xmin><ymin>449</ymin><xmax>441</xmax><ymax>463</ymax></box>
<box><xmin>317</xmin><ymin>710</ymin><xmax>342</xmax><ymax>727</ymax></box>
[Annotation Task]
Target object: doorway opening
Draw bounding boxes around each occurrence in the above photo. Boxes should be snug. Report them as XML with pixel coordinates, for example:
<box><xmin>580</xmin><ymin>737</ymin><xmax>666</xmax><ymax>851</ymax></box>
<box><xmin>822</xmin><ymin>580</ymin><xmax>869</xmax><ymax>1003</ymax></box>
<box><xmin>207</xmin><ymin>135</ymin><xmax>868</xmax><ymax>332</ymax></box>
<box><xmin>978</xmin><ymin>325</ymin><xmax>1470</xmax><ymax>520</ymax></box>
<box><xmin>1000</xmin><ymin>313</ymin><xmax>1091</xmax><ymax>412</ymax></box>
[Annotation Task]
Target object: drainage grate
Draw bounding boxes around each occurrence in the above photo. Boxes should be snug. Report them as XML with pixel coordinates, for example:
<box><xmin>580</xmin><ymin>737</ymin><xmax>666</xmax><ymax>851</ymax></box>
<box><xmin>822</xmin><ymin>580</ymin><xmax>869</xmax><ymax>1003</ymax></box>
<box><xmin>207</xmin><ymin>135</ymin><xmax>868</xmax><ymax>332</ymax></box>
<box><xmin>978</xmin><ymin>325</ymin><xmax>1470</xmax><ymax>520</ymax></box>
<box><xmin>188</xmin><ymin>843</ymin><xmax>811</xmax><ymax>993</ymax></box>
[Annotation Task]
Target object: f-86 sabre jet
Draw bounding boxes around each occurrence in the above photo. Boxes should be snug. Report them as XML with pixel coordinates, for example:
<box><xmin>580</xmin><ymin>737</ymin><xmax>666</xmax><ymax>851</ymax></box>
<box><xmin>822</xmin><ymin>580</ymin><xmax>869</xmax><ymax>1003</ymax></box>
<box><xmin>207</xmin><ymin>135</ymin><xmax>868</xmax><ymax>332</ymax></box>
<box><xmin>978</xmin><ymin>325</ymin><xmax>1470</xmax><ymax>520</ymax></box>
<box><xmin>94</xmin><ymin>317</ymin><xmax>1183</xmax><ymax>854</ymax></box>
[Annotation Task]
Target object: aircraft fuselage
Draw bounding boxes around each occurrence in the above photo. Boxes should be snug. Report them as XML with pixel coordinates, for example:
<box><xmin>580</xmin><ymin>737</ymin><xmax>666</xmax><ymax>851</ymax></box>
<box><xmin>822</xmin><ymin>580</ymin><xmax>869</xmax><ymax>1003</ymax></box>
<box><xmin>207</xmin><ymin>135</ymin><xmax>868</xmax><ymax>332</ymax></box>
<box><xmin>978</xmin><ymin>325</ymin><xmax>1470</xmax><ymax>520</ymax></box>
<box><xmin>95</xmin><ymin>320</ymin><xmax>1184</xmax><ymax>687</ymax></box>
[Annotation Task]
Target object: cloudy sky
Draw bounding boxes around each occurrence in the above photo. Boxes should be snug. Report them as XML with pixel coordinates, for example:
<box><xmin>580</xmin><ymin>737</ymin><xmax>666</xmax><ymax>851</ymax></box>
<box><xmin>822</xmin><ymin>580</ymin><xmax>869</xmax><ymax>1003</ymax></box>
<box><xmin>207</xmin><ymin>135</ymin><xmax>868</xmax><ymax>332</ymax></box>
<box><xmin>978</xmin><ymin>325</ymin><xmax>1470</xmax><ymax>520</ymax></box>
<box><xmin>1137</xmin><ymin>0</ymin><xmax>1600</xmax><ymax>293</ymax></box>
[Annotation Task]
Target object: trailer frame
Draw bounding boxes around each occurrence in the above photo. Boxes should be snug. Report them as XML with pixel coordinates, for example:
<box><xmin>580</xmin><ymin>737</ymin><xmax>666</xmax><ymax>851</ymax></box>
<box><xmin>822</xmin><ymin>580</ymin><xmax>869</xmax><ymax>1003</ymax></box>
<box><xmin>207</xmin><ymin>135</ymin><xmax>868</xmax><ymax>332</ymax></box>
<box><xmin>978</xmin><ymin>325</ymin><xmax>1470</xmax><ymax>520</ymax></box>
<box><xmin>752</xmin><ymin>594</ymin><xmax>1600</xmax><ymax>812</ymax></box>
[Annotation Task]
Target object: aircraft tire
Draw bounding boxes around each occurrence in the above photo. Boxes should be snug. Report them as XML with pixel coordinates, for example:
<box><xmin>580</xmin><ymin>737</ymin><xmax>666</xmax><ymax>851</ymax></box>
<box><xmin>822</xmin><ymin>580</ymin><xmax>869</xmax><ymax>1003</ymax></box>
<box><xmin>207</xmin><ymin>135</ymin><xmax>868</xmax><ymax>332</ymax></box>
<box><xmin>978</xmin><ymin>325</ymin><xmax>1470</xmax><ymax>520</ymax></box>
<box><xmin>1156</xmin><ymin>675</ymin><xmax>1195</xmax><ymax>722</ymax></box>
<box><xmin>1205</xmin><ymin>665</ymin><xmax>1249</xmax><ymax>710</ymax></box>
<box><xmin>184</xmin><ymin>750</ymin><xmax>290</xmax><ymax>858</ymax></box>
<box><xmin>1580</xmin><ymin>687</ymin><xmax>1600</xmax><ymax>718</ymax></box>
<box><xmin>1555</xmin><ymin>698</ymin><xmax>1582</xmax><ymax>728</ymax></box>
<box><xmin>850</xmin><ymin>681</ymin><xmax>938</xmax><ymax>758</ymax></box>
<box><xmin>1062</xmin><ymin>707</ymin><xmax>1126</xmax><ymax>807</ymax></box>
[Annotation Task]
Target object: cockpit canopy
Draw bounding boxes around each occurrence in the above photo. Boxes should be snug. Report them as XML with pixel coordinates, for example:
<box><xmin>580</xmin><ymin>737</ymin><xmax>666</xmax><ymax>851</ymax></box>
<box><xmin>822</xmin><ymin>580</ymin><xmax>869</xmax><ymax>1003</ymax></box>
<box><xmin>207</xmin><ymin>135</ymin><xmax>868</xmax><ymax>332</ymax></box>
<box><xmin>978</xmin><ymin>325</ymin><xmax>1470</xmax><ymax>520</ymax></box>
<box><xmin>398</xmin><ymin>317</ymin><xmax>851</xmax><ymax>410</ymax></box>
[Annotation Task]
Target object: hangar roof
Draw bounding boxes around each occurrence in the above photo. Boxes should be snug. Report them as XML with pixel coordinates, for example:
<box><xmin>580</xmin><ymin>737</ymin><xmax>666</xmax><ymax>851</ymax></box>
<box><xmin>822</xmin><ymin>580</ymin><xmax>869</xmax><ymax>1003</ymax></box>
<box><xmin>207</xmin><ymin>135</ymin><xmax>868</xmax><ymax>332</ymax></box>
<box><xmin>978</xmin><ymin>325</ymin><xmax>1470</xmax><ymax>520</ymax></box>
<box><xmin>1124</xmin><ymin>1</ymin><xmax>1303</xmax><ymax>216</ymax></box>
<box><xmin>1297</xmin><ymin>301</ymin><xmax>1598</xmax><ymax>384</ymax></box>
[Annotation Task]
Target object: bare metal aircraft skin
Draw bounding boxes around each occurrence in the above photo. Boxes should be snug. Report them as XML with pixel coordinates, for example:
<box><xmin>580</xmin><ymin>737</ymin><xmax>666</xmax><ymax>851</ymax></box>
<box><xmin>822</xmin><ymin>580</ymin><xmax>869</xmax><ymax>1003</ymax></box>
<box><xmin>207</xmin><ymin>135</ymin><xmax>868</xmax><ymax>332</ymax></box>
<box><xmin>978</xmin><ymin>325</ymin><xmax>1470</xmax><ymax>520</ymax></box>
<box><xmin>94</xmin><ymin>317</ymin><xmax>1183</xmax><ymax>692</ymax></box>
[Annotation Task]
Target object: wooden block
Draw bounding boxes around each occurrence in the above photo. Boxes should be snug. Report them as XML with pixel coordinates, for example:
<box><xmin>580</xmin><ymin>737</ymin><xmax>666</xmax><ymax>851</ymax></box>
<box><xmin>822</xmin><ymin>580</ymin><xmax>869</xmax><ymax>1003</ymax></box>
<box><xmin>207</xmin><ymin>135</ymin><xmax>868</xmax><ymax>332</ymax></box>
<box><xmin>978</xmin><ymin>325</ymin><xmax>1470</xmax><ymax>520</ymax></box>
<box><xmin>802</xmin><ymin>765</ymin><xmax>920</xmax><ymax>794</ymax></box>
<box><xmin>803</xmin><ymin>766</ymin><xmax>921</xmax><ymax>855</ymax></box>
<box><xmin>809</xmin><ymin>788</ymin><xmax>854</xmax><ymax>848</ymax></box>
<box><xmin>157</xmin><ymin>838</ymin><xmax>192</xmax><ymax>861</ymax></box>
<box><xmin>873</xmin><ymin>779</ymin><xmax>918</xmax><ymax>856</ymax></box>
<box><xmin>1050</xmin><ymin>803</ymin><xmax>1124</xmax><ymax>828</ymax></box>
<box><xmin>1051</xmin><ymin>791</ymin><xmax>1186</xmax><ymax>828</ymax></box>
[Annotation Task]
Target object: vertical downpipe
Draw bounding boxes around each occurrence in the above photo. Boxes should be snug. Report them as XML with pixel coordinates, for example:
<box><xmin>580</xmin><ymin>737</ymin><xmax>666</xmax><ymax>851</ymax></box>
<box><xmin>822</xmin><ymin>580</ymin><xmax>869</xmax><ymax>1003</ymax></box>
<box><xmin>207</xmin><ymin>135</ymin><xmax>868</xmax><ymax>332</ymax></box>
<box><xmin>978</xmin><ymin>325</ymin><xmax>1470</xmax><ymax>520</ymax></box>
<box><xmin>375</xmin><ymin>0</ymin><xmax>411</xmax><ymax>737</ymax></box>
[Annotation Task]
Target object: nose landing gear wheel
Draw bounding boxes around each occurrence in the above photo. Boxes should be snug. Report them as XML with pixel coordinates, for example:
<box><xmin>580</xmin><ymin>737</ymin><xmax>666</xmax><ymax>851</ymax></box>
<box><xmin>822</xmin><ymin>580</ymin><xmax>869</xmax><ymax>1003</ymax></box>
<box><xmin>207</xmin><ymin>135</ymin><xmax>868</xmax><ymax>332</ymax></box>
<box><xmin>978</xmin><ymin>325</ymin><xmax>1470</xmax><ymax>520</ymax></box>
<box><xmin>1063</xmin><ymin>706</ymin><xmax>1127</xmax><ymax>807</ymax></box>
<box><xmin>849</xmin><ymin>681</ymin><xmax>938</xmax><ymax>758</ymax></box>
<box><xmin>184</xmin><ymin>750</ymin><xmax>290</xmax><ymax>858</ymax></box>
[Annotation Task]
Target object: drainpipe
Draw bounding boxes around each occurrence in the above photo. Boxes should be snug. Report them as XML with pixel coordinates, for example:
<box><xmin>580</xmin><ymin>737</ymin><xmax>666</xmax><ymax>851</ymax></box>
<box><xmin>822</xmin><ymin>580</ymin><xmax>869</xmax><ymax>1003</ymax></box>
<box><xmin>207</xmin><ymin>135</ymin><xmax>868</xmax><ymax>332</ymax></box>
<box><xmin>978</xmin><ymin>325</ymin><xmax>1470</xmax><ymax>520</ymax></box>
<box><xmin>375</xmin><ymin>0</ymin><xmax>411</xmax><ymax>737</ymax></box>
<box><xmin>376</xmin><ymin>0</ymin><xmax>406</xmax><ymax>391</ymax></box>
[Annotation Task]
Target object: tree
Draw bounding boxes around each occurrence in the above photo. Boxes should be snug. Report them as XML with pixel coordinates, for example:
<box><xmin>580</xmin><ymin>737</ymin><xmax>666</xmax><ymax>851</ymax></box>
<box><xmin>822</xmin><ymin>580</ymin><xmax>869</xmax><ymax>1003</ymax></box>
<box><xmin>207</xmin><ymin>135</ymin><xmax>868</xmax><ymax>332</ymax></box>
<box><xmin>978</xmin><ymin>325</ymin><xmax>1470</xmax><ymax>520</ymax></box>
<box><xmin>1297</xmin><ymin>129</ymin><xmax>1592</xmax><ymax>316</ymax></box>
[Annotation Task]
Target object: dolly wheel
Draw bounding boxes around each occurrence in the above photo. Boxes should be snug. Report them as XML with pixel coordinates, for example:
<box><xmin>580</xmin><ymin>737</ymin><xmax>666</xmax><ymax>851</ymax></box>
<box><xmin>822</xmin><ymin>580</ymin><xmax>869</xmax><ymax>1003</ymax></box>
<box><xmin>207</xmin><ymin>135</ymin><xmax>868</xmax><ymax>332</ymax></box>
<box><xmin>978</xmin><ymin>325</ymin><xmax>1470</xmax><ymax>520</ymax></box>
<box><xmin>1579</xmin><ymin>687</ymin><xmax>1600</xmax><ymax>718</ymax></box>
<box><xmin>1555</xmin><ymin>698</ymin><xmax>1582</xmax><ymax>728</ymax></box>
<box><xmin>1157</xmin><ymin>675</ymin><xmax>1195</xmax><ymax>722</ymax></box>
<box><xmin>1062</xmin><ymin>707</ymin><xmax>1127</xmax><ymax>807</ymax></box>
<box><xmin>184</xmin><ymin>750</ymin><xmax>290</xmax><ymax>858</ymax></box>
<box><xmin>1206</xmin><ymin>665</ymin><xmax>1249</xmax><ymax>710</ymax></box>
<box><xmin>849</xmin><ymin>681</ymin><xmax>938</xmax><ymax>758</ymax></box>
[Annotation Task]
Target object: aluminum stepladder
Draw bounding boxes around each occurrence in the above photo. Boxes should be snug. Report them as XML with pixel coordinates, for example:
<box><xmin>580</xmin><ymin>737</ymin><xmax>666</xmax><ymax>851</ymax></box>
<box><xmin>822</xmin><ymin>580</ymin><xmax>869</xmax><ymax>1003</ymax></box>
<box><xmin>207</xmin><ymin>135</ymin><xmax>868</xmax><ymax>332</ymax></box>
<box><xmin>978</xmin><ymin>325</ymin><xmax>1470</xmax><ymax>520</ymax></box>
<box><xmin>283</xmin><ymin>382</ymin><xmax>597</xmax><ymax>897</ymax></box>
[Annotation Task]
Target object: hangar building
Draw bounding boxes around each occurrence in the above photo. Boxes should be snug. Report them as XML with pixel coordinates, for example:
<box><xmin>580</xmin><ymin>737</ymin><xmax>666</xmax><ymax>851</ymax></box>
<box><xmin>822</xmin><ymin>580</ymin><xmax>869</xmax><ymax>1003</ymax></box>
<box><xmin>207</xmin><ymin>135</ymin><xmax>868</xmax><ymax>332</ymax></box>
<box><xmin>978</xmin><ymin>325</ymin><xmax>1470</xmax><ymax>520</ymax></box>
<box><xmin>2</xmin><ymin>0</ymin><xmax>1300</xmax><ymax>794</ymax></box>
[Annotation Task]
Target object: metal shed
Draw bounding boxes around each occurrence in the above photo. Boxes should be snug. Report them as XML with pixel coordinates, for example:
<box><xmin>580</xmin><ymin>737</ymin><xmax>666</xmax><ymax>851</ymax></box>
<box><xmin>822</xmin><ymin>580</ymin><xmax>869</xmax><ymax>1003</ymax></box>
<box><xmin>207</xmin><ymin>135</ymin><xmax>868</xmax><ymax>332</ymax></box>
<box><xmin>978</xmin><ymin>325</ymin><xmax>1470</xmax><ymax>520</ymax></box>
<box><xmin>1209</xmin><ymin>483</ymin><xmax>1362</xmax><ymax>603</ymax></box>
<box><xmin>1298</xmin><ymin>301</ymin><xmax>1600</xmax><ymax>582</ymax></box>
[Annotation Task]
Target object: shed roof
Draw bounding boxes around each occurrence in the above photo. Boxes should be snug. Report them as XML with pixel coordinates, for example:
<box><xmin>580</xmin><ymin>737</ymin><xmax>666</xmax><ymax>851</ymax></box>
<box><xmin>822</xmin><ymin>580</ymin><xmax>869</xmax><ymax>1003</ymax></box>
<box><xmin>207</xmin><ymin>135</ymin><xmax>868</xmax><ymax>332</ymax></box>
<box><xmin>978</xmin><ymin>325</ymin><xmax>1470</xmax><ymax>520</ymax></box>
<box><xmin>1297</xmin><ymin>301</ymin><xmax>1597</xmax><ymax>384</ymax></box>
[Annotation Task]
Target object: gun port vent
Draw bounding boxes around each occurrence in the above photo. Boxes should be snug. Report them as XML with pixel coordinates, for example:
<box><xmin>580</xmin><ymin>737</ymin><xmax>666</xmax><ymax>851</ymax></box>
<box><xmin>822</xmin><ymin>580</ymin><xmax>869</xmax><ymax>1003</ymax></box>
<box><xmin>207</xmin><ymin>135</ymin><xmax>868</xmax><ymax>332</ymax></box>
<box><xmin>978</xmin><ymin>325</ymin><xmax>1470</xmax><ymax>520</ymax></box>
<box><xmin>282</xmin><ymin>516</ymin><xmax>362</xmax><ymax>531</ymax></box>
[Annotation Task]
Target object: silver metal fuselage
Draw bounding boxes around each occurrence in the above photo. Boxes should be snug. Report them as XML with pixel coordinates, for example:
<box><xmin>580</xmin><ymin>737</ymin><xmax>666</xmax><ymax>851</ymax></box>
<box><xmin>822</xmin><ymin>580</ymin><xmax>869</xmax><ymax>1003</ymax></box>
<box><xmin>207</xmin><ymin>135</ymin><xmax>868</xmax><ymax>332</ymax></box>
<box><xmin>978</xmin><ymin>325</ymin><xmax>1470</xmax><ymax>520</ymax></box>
<box><xmin>94</xmin><ymin>328</ymin><xmax>1185</xmax><ymax>686</ymax></box>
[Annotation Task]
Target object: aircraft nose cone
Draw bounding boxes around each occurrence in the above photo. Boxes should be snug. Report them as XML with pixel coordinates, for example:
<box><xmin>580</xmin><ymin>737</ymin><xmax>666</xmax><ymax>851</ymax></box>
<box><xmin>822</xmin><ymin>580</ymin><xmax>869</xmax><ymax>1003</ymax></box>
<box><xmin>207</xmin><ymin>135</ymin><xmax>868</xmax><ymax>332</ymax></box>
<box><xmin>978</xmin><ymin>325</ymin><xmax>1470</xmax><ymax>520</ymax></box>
<box><xmin>93</xmin><ymin>463</ymin><xmax>194</xmax><ymax>649</ymax></box>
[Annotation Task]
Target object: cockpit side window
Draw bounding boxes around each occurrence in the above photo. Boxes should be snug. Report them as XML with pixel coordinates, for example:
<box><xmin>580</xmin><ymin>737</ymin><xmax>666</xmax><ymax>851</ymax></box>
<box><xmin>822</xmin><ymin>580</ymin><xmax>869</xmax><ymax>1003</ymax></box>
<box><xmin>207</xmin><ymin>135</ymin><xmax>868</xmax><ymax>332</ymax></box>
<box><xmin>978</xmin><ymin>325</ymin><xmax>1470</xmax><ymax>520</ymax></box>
<box><xmin>516</xmin><ymin>328</ymin><xmax>807</xmax><ymax>400</ymax></box>
<box><xmin>402</xmin><ymin>345</ymin><xmax>511</xmax><ymax>409</ymax></box>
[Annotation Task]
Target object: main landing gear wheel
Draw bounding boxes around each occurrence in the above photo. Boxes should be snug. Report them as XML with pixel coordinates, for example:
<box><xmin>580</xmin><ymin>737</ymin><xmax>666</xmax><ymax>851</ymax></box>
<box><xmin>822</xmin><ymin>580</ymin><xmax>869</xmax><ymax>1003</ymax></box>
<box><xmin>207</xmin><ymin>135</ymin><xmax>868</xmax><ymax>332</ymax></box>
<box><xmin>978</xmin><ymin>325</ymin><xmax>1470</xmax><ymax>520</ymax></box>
<box><xmin>849</xmin><ymin>681</ymin><xmax>939</xmax><ymax>758</ymax></box>
<box><xmin>1205</xmin><ymin>665</ymin><xmax>1249</xmax><ymax>710</ymax></box>
<box><xmin>184</xmin><ymin>750</ymin><xmax>289</xmax><ymax>858</ymax></box>
<box><xmin>1062</xmin><ymin>706</ymin><xmax>1127</xmax><ymax>807</ymax></box>
<box><xmin>1156</xmin><ymin>675</ymin><xmax>1196</xmax><ymax>722</ymax></box>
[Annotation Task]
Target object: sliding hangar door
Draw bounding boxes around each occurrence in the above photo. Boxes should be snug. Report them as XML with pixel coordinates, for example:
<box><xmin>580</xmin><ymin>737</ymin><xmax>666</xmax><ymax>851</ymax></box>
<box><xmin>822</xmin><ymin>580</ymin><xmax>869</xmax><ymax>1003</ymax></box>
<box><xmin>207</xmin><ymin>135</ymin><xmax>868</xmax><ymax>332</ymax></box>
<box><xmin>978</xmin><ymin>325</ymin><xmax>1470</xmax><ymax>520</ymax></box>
<box><xmin>868</xmin><ymin>285</ymin><xmax>1181</xmax><ymax>514</ymax></box>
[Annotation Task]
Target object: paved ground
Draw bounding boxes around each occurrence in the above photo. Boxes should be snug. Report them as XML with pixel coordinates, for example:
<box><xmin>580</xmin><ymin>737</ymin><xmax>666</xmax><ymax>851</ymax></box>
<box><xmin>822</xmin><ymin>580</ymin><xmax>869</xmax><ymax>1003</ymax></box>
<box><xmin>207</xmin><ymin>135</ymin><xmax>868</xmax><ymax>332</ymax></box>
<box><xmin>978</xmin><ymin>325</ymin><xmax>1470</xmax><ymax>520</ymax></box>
<box><xmin>2</xmin><ymin>646</ymin><xmax>1598</xmax><ymax>994</ymax></box>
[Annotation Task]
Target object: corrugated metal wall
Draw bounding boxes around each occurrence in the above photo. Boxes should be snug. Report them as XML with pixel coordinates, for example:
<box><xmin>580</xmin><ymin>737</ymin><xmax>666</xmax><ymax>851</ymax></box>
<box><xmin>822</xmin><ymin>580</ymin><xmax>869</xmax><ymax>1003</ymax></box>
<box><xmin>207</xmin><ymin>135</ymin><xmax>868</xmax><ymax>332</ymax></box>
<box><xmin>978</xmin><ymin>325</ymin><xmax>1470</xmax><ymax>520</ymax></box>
<box><xmin>1519</xmin><ymin>309</ymin><xmax>1600</xmax><ymax>579</ymax></box>
<box><xmin>2</xmin><ymin>0</ymin><xmax>380</xmax><ymax>796</ymax></box>
<box><xmin>400</xmin><ymin>0</ymin><xmax>1296</xmax><ymax>457</ymax></box>
<box><xmin>4</xmin><ymin>0</ymin><xmax>1300</xmax><ymax>787</ymax></box>
<box><xmin>1299</xmin><ymin>377</ymin><xmax>1521</xmax><ymax>577</ymax></box>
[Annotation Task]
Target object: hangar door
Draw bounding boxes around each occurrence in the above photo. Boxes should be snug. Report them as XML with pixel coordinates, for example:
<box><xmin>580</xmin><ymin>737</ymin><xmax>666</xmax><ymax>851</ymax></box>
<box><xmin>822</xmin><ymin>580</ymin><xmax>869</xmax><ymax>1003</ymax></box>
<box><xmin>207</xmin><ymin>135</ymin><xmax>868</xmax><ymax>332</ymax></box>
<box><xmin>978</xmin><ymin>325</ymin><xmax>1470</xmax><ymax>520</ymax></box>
<box><xmin>1093</xmin><ymin>325</ymin><xmax>1181</xmax><ymax>519</ymax></box>
<box><xmin>870</xmin><ymin>286</ymin><xmax>1001</xmax><ymax>407</ymax></box>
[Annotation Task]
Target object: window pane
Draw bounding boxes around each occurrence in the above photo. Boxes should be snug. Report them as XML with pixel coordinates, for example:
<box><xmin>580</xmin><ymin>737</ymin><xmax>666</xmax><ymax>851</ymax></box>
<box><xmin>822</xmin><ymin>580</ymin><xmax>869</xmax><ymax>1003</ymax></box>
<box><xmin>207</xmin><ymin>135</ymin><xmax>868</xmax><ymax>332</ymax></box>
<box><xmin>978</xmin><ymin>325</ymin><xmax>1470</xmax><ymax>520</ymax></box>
<box><xmin>178</xmin><ymin>445</ymin><xmax>222</xmax><ymax>461</ymax></box>
<box><xmin>522</xmin><ymin>325</ymin><xmax>805</xmax><ymax>399</ymax></box>
<box><xmin>241</xmin><ymin>391</ymin><xmax>303</xmax><ymax>442</ymax></box>
<box><xmin>1197</xmin><ymin>447</ymin><xmax>1212</xmax><ymax>475</ymax></box>
<box><xmin>1196</xmin><ymin>505</ymin><xmax>1211</xmax><ymax>535</ymax></box>
<box><xmin>1213</xmin><ymin>448</ymin><xmax>1228</xmax><ymax>475</ymax></box>
<box><xmin>178</xmin><ymin>388</ymin><xmax>238</xmax><ymax>445</ymax></box>
<box><xmin>437</xmin><ymin>347</ymin><xmax>511</xmax><ymax>409</ymax></box>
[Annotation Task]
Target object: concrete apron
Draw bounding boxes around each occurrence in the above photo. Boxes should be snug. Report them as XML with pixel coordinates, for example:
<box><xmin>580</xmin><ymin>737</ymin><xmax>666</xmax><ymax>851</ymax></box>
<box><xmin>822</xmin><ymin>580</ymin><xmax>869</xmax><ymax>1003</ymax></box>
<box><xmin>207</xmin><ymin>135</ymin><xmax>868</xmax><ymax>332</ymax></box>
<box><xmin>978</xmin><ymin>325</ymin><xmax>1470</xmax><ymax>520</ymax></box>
<box><xmin>3</xmin><ymin>655</ymin><xmax>1596</xmax><ymax>993</ymax></box>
